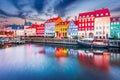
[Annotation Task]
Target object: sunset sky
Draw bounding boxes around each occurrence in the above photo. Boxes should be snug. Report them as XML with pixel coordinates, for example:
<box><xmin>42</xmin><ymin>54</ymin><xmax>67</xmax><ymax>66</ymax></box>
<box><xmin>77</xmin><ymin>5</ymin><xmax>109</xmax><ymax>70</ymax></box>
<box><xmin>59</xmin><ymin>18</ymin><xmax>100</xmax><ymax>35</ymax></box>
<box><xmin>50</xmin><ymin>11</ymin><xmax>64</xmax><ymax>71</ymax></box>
<box><xmin>0</xmin><ymin>0</ymin><xmax>120</xmax><ymax>25</ymax></box>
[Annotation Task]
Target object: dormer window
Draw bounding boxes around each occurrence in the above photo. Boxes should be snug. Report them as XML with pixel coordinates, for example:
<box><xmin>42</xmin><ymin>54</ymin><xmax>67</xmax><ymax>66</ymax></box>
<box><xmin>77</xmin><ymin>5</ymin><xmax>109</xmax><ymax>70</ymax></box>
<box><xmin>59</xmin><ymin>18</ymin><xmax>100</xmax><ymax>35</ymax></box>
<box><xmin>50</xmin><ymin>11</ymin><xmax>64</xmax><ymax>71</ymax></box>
<box><xmin>101</xmin><ymin>13</ymin><xmax>103</xmax><ymax>16</ymax></box>
<box><xmin>105</xmin><ymin>13</ymin><xmax>108</xmax><ymax>15</ymax></box>
<box><xmin>96</xmin><ymin>14</ymin><xmax>99</xmax><ymax>16</ymax></box>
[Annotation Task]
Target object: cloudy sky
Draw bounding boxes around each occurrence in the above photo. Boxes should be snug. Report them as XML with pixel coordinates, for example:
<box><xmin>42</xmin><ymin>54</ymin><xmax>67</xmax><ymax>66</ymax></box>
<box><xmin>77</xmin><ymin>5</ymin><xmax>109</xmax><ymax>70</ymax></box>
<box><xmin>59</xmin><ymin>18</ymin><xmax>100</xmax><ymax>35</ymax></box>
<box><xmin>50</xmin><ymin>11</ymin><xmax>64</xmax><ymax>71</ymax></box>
<box><xmin>0</xmin><ymin>0</ymin><xmax>120</xmax><ymax>24</ymax></box>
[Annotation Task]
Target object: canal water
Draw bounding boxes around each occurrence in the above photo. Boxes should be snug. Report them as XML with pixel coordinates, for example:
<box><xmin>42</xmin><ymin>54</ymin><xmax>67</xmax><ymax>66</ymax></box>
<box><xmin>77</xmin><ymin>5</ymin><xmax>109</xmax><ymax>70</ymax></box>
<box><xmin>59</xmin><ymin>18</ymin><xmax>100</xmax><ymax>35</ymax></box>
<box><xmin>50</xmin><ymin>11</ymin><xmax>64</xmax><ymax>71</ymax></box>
<box><xmin>0</xmin><ymin>44</ymin><xmax>120</xmax><ymax>80</ymax></box>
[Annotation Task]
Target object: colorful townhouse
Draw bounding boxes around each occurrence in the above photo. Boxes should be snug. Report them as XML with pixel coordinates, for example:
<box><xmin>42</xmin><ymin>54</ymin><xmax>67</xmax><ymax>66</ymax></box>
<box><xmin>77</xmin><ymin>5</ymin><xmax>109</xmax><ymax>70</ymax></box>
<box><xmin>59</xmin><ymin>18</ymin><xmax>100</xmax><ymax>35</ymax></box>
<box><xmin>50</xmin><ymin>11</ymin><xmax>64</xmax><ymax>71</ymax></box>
<box><xmin>55</xmin><ymin>21</ymin><xmax>70</xmax><ymax>38</ymax></box>
<box><xmin>110</xmin><ymin>17</ymin><xmax>120</xmax><ymax>38</ymax></box>
<box><xmin>44</xmin><ymin>16</ymin><xmax>62</xmax><ymax>38</ymax></box>
<box><xmin>36</xmin><ymin>23</ymin><xmax>44</xmax><ymax>37</ymax></box>
<box><xmin>94</xmin><ymin>8</ymin><xmax>110</xmax><ymax>39</ymax></box>
<box><xmin>78</xmin><ymin>11</ymin><xmax>95</xmax><ymax>38</ymax></box>
<box><xmin>78</xmin><ymin>8</ymin><xmax>110</xmax><ymax>39</ymax></box>
<box><xmin>67</xmin><ymin>20</ymin><xmax>78</xmax><ymax>39</ymax></box>
<box><xmin>25</xmin><ymin>23</ymin><xmax>38</xmax><ymax>36</ymax></box>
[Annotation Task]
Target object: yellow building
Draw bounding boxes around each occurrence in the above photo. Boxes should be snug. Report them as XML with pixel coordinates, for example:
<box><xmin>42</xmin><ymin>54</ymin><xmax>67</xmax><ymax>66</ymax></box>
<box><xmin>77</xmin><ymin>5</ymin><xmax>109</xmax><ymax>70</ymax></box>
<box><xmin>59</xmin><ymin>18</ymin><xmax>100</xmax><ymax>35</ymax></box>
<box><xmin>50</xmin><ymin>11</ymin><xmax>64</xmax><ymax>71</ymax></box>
<box><xmin>55</xmin><ymin>21</ymin><xmax>70</xmax><ymax>38</ymax></box>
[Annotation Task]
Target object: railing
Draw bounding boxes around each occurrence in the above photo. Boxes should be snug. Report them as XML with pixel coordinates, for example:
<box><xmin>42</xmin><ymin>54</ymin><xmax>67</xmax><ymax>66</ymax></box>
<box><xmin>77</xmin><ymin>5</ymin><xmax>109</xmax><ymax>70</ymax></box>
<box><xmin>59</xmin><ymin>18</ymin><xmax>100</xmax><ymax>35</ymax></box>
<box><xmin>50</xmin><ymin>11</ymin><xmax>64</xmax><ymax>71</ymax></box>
<box><xmin>25</xmin><ymin>37</ymin><xmax>78</xmax><ymax>45</ymax></box>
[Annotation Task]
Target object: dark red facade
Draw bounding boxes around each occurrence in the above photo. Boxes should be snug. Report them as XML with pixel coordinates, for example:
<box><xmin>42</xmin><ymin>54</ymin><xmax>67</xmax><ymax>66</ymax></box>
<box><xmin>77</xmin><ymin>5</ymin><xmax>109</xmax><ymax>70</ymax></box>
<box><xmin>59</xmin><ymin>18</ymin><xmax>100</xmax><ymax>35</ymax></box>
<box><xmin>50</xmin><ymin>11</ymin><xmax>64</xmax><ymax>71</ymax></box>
<box><xmin>36</xmin><ymin>23</ymin><xmax>44</xmax><ymax>36</ymax></box>
<box><xmin>78</xmin><ymin>11</ymin><xmax>95</xmax><ymax>31</ymax></box>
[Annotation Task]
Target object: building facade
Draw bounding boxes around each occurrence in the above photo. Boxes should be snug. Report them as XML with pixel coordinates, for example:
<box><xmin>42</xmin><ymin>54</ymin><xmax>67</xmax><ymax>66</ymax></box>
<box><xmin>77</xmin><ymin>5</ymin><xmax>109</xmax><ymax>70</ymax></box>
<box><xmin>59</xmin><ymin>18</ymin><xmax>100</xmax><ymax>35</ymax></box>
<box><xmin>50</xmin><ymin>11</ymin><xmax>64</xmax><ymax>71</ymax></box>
<box><xmin>36</xmin><ymin>23</ymin><xmax>44</xmax><ymax>36</ymax></box>
<box><xmin>110</xmin><ymin>17</ymin><xmax>120</xmax><ymax>38</ymax></box>
<box><xmin>44</xmin><ymin>16</ymin><xmax>62</xmax><ymax>37</ymax></box>
<box><xmin>78</xmin><ymin>11</ymin><xmax>95</xmax><ymax>38</ymax></box>
<box><xmin>67</xmin><ymin>20</ymin><xmax>78</xmax><ymax>39</ymax></box>
<box><xmin>94</xmin><ymin>8</ymin><xmax>110</xmax><ymax>39</ymax></box>
<box><xmin>56</xmin><ymin>21</ymin><xmax>70</xmax><ymax>38</ymax></box>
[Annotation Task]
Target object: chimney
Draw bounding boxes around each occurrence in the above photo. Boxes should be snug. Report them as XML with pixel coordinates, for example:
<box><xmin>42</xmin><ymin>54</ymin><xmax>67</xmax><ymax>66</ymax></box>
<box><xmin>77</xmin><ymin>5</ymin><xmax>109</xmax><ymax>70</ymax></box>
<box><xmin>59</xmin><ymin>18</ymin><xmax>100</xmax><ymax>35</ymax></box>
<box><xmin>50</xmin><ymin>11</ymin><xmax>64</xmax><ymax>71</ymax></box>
<box><xmin>75</xmin><ymin>16</ymin><xmax>78</xmax><ymax>21</ymax></box>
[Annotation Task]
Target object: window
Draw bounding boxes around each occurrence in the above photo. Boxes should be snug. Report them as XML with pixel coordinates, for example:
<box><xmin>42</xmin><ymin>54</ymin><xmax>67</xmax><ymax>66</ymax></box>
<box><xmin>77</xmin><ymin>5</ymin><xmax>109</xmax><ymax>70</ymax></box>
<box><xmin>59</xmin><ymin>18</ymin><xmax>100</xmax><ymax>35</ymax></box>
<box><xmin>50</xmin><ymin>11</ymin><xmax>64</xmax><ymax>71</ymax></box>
<box><xmin>91</xmin><ymin>15</ymin><xmax>93</xmax><ymax>17</ymax></box>
<box><xmin>96</xmin><ymin>27</ymin><xmax>98</xmax><ymax>30</ymax></box>
<box><xmin>79</xmin><ymin>19</ymin><xmax>81</xmax><ymax>22</ymax></box>
<box><xmin>117</xmin><ymin>22</ymin><xmax>119</xmax><ymax>25</ymax></box>
<box><xmin>99</xmin><ymin>27</ymin><xmax>101</xmax><ymax>29</ymax></box>
<box><xmin>79</xmin><ymin>24</ymin><xmax>81</xmax><ymax>27</ymax></box>
<box><xmin>99</xmin><ymin>32</ymin><xmax>102</xmax><ymax>34</ymax></box>
<box><xmin>119</xmin><ymin>18</ymin><xmax>120</xmax><ymax>21</ymax></box>
<box><xmin>82</xmin><ymin>23</ymin><xmax>84</xmax><ymax>26</ymax></box>
<box><xmin>111</xmin><ymin>22</ymin><xmax>113</xmax><ymax>25</ymax></box>
<box><xmin>82</xmin><ymin>19</ymin><xmax>84</xmax><ymax>22</ymax></box>
<box><xmin>101</xmin><ymin>13</ymin><xmax>103</xmax><ymax>16</ymax></box>
<box><xmin>106</xmin><ymin>13</ymin><xmax>108</xmax><ymax>15</ymax></box>
<box><xmin>113</xmin><ymin>18</ymin><xmax>116</xmax><ymax>21</ymax></box>
<box><xmin>96</xmin><ymin>32</ymin><xmax>98</xmax><ymax>34</ymax></box>
<box><xmin>96</xmin><ymin>14</ymin><xmax>99</xmax><ymax>16</ymax></box>
<box><xmin>91</xmin><ymin>23</ymin><xmax>94</xmax><ymax>26</ymax></box>
<box><xmin>88</xmin><ymin>23</ymin><xmax>90</xmax><ymax>26</ymax></box>
<box><xmin>85</xmin><ymin>23</ymin><xmax>87</xmax><ymax>26</ymax></box>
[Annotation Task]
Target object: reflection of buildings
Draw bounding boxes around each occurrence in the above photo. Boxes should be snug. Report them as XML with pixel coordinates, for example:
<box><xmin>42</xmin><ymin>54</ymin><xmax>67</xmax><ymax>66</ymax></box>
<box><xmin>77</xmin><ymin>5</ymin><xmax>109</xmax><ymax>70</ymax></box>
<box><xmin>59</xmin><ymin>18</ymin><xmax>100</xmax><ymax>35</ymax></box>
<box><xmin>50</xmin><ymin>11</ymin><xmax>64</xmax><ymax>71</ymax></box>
<box><xmin>38</xmin><ymin>46</ymin><xmax>44</xmax><ymax>54</ymax></box>
<box><xmin>44</xmin><ymin>46</ymin><xmax>56</xmax><ymax>56</ymax></box>
<box><xmin>68</xmin><ymin>49</ymin><xmax>78</xmax><ymax>57</ymax></box>
<box><xmin>78</xmin><ymin>50</ymin><xmax>110</xmax><ymax>71</ymax></box>
<box><xmin>109</xmin><ymin>48</ymin><xmax>120</xmax><ymax>67</ymax></box>
<box><xmin>55</xmin><ymin>48</ymin><xmax>68</xmax><ymax>58</ymax></box>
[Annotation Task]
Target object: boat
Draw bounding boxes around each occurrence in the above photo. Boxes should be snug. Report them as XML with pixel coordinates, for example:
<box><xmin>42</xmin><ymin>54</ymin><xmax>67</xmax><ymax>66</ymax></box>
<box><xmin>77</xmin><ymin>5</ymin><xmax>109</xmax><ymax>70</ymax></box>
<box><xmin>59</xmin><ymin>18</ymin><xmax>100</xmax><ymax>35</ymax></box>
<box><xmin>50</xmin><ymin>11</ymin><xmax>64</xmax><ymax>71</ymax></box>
<box><xmin>77</xmin><ymin>38</ymin><xmax>108</xmax><ymax>48</ymax></box>
<box><xmin>77</xmin><ymin>38</ymin><xmax>93</xmax><ymax>47</ymax></box>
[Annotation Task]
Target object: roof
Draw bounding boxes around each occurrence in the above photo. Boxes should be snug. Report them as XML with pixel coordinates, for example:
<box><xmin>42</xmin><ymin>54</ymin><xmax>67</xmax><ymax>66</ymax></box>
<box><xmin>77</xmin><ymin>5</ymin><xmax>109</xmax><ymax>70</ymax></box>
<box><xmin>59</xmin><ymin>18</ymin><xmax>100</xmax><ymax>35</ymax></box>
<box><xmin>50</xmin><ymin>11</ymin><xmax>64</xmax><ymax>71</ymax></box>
<box><xmin>111</xmin><ymin>17</ymin><xmax>120</xmax><ymax>22</ymax></box>
<box><xmin>73</xmin><ymin>20</ymin><xmax>78</xmax><ymax>26</ymax></box>
<box><xmin>56</xmin><ymin>21</ymin><xmax>70</xmax><ymax>26</ymax></box>
<box><xmin>79</xmin><ymin>8</ymin><xmax>110</xmax><ymax>18</ymax></box>
<box><xmin>45</xmin><ymin>16</ymin><xmax>61</xmax><ymax>23</ymax></box>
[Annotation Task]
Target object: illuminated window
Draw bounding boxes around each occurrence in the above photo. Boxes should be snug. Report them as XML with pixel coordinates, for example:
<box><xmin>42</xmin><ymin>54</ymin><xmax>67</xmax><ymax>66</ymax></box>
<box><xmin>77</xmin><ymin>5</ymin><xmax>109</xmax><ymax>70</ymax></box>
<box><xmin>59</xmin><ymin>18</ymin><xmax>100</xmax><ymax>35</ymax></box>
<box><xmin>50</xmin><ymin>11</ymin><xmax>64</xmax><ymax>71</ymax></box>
<box><xmin>101</xmin><ymin>13</ymin><xmax>103</xmax><ymax>16</ymax></box>
<box><xmin>85</xmin><ymin>23</ymin><xmax>87</xmax><ymax>26</ymax></box>
<box><xmin>96</xmin><ymin>14</ymin><xmax>99</xmax><ymax>16</ymax></box>
<box><xmin>79</xmin><ymin>19</ymin><xmax>81</xmax><ymax>22</ymax></box>
<box><xmin>91</xmin><ymin>23</ymin><xmax>94</xmax><ymax>26</ymax></box>
<box><xmin>114</xmin><ymin>22</ymin><xmax>116</xmax><ymax>25</ymax></box>
<box><xmin>88</xmin><ymin>23</ymin><xmax>90</xmax><ymax>26</ymax></box>
<box><xmin>91</xmin><ymin>15</ymin><xmax>93</xmax><ymax>17</ymax></box>
<box><xmin>82</xmin><ymin>19</ymin><xmax>84</xmax><ymax>22</ymax></box>
<box><xmin>119</xmin><ymin>18</ymin><xmax>120</xmax><ymax>21</ymax></box>
<box><xmin>82</xmin><ymin>23</ymin><xmax>84</xmax><ymax>26</ymax></box>
<box><xmin>106</xmin><ymin>13</ymin><xmax>108</xmax><ymax>15</ymax></box>
<box><xmin>79</xmin><ymin>24</ymin><xmax>81</xmax><ymax>27</ymax></box>
<box><xmin>117</xmin><ymin>22</ymin><xmax>119</xmax><ymax>25</ymax></box>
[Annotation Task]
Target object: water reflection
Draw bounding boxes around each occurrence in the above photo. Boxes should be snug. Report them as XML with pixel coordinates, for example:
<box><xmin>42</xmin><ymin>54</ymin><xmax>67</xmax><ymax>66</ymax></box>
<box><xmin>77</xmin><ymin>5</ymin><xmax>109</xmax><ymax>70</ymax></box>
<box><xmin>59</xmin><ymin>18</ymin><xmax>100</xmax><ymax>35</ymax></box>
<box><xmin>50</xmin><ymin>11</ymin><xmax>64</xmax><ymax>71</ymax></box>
<box><xmin>0</xmin><ymin>44</ymin><xmax>120</xmax><ymax>80</ymax></box>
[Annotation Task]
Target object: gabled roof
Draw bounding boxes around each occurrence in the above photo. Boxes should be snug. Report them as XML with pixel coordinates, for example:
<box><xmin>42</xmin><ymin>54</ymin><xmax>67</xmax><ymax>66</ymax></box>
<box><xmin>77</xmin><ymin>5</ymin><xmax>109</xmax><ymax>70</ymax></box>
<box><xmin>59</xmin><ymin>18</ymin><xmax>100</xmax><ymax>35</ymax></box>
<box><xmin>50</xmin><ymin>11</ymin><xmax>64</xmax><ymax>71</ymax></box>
<box><xmin>56</xmin><ymin>20</ymin><xmax>70</xmax><ymax>26</ymax></box>
<box><xmin>45</xmin><ymin>16</ymin><xmax>61</xmax><ymax>23</ymax></box>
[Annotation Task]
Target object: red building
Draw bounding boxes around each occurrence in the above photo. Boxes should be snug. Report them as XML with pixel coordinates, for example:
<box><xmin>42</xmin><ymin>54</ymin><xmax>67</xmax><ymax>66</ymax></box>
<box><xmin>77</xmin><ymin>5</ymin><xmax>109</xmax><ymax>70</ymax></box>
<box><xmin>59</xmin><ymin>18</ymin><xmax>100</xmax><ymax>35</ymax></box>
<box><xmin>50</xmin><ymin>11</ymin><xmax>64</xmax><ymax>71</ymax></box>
<box><xmin>36</xmin><ymin>23</ymin><xmax>44</xmax><ymax>36</ymax></box>
<box><xmin>78</xmin><ymin>11</ymin><xmax>95</xmax><ymax>38</ymax></box>
<box><xmin>78</xmin><ymin>8</ymin><xmax>110</xmax><ymax>39</ymax></box>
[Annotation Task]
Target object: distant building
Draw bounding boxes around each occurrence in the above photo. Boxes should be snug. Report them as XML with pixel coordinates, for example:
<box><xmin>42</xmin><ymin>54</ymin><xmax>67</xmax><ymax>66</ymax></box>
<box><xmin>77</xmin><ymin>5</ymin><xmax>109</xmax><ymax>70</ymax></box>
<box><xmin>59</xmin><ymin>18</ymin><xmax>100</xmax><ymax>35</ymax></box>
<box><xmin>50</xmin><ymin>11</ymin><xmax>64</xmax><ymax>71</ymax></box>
<box><xmin>56</xmin><ymin>21</ymin><xmax>70</xmax><ymax>38</ymax></box>
<box><xmin>44</xmin><ymin>16</ymin><xmax>62</xmax><ymax>37</ymax></box>
<box><xmin>110</xmin><ymin>17</ymin><xmax>120</xmax><ymax>38</ymax></box>
<box><xmin>67</xmin><ymin>20</ymin><xmax>78</xmax><ymax>39</ymax></box>
<box><xmin>25</xmin><ymin>23</ymin><xmax>37</xmax><ymax>36</ymax></box>
<box><xmin>36</xmin><ymin>23</ymin><xmax>44</xmax><ymax>36</ymax></box>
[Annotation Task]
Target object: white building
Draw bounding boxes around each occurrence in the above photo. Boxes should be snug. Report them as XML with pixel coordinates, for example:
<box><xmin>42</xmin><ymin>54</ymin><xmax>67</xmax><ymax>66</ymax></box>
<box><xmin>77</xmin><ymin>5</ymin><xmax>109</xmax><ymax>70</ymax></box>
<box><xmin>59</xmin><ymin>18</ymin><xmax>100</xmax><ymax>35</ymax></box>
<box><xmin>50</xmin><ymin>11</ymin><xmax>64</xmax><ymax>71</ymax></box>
<box><xmin>94</xmin><ymin>8</ymin><xmax>110</xmax><ymax>39</ymax></box>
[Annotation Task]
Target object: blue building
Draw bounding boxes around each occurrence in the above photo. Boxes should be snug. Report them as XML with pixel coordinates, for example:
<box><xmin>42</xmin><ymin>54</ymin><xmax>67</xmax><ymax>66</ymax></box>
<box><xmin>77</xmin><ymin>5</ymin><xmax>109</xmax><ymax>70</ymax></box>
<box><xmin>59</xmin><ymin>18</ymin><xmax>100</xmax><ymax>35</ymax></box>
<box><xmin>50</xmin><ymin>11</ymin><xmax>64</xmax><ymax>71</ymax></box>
<box><xmin>67</xmin><ymin>20</ymin><xmax>78</xmax><ymax>39</ymax></box>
